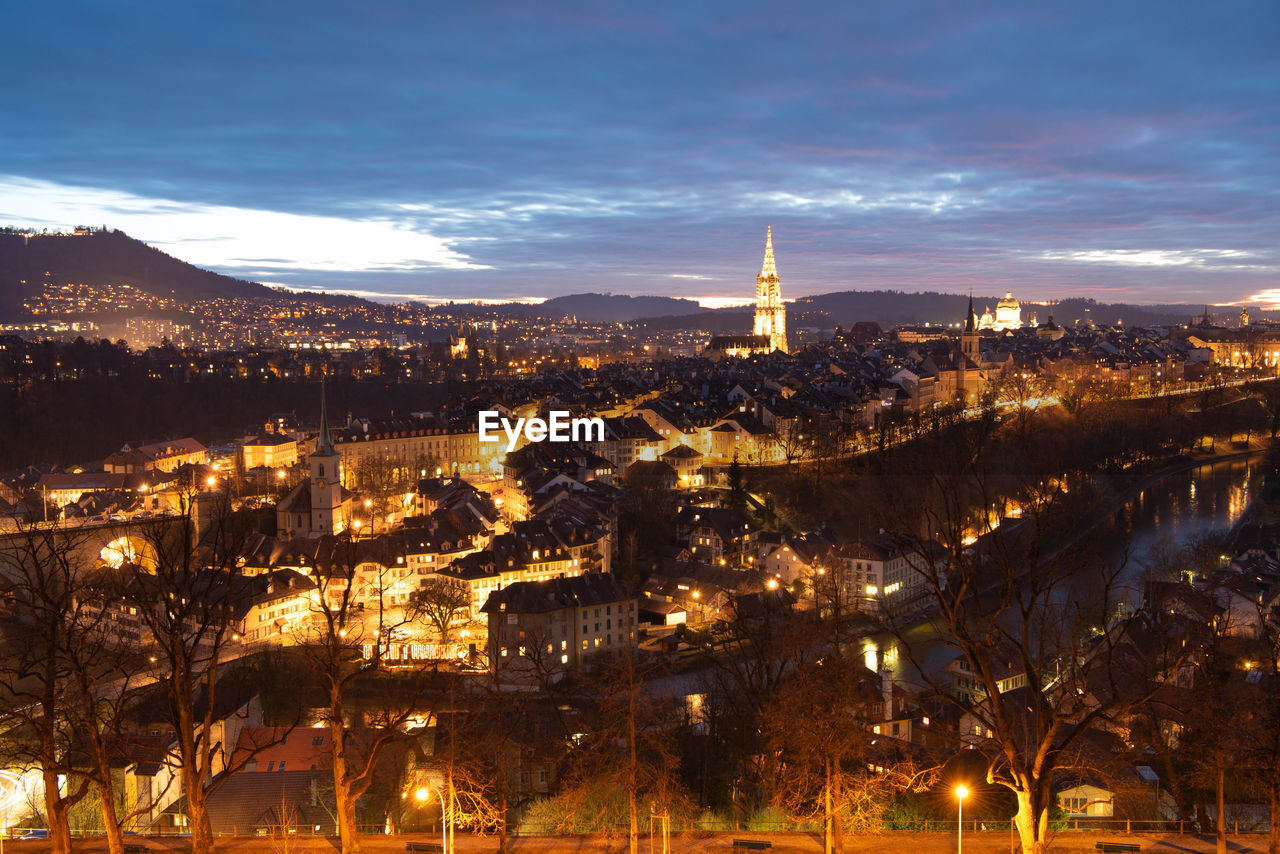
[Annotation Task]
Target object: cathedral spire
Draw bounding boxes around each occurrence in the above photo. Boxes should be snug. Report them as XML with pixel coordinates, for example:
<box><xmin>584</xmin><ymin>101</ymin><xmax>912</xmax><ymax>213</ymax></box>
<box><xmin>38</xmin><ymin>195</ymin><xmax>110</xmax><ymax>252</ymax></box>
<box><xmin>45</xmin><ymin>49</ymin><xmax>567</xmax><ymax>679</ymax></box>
<box><xmin>760</xmin><ymin>225</ymin><xmax>778</xmax><ymax>280</ymax></box>
<box><xmin>753</xmin><ymin>226</ymin><xmax>787</xmax><ymax>353</ymax></box>
<box><xmin>965</xmin><ymin>292</ymin><xmax>976</xmax><ymax>332</ymax></box>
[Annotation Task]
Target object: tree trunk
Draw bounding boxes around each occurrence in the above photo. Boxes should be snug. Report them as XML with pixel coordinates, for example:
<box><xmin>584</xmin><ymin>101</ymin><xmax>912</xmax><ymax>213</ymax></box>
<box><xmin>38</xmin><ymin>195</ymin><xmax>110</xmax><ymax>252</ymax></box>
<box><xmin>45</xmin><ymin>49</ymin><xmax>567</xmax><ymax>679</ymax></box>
<box><xmin>628</xmin><ymin>659</ymin><xmax>639</xmax><ymax>854</ymax></box>
<box><xmin>97</xmin><ymin>783</ymin><xmax>126</xmax><ymax>854</ymax></box>
<box><xmin>1218</xmin><ymin>765</ymin><xmax>1227</xmax><ymax>854</ymax></box>
<box><xmin>42</xmin><ymin>767</ymin><xmax>72</xmax><ymax>854</ymax></box>
<box><xmin>334</xmin><ymin>784</ymin><xmax>360</xmax><ymax>854</ymax></box>
<box><xmin>831</xmin><ymin>768</ymin><xmax>844</xmax><ymax>854</ymax></box>
<box><xmin>183</xmin><ymin>775</ymin><xmax>215</xmax><ymax>854</ymax></box>
<box><xmin>331</xmin><ymin>711</ymin><xmax>361</xmax><ymax>854</ymax></box>
<box><xmin>1012</xmin><ymin>789</ymin><xmax>1050</xmax><ymax>854</ymax></box>
<box><xmin>1268</xmin><ymin>776</ymin><xmax>1280</xmax><ymax>854</ymax></box>
<box><xmin>493</xmin><ymin>674</ymin><xmax>508</xmax><ymax>854</ymax></box>
<box><xmin>824</xmin><ymin>757</ymin><xmax>833</xmax><ymax>854</ymax></box>
<box><xmin>87</xmin><ymin>720</ymin><xmax>126</xmax><ymax>854</ymax></box>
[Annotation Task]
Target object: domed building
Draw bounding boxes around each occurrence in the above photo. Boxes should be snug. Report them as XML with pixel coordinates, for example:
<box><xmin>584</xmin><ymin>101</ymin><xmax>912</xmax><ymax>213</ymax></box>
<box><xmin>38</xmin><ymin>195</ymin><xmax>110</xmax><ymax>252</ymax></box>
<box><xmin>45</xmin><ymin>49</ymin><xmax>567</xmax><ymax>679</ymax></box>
<box><xmin>977</xmin><ymin>291</ymin><xmax>1024</xmax><ymax>332</ymax></box>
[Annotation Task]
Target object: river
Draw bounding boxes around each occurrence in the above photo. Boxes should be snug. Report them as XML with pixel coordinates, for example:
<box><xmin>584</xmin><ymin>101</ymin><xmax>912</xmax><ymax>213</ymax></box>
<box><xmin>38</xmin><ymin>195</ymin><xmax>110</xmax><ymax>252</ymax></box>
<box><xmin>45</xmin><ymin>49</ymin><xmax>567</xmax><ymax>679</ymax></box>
<box><xmin>861</xmin><ymin>452</ymin><xmax>1266</xmax><ymax>685</ymax></box>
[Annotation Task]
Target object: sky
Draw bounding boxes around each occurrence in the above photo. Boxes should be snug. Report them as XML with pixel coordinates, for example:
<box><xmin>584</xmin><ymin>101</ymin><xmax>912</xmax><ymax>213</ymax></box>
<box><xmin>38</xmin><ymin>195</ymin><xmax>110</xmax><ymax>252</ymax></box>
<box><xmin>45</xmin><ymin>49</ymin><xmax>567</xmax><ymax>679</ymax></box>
<box><xmin>2</xmin><ymin>1</ymin><xmax>1279</xmax><ymax>307</ymax></box>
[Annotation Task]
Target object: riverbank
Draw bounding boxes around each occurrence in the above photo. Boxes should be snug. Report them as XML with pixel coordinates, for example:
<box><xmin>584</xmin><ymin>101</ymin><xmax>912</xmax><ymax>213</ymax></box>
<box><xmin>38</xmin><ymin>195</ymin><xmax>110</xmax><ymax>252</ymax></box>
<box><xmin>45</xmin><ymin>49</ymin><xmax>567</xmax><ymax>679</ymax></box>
<box><xmin>1119</xmin><ymin>438</ymin><xmax>1270</xmax><ymax>513</ymax></box>
<box><xmin>1058</xmin><ymin>437</ymin><xmax>1271</xmax><ymax>569</ymax></box>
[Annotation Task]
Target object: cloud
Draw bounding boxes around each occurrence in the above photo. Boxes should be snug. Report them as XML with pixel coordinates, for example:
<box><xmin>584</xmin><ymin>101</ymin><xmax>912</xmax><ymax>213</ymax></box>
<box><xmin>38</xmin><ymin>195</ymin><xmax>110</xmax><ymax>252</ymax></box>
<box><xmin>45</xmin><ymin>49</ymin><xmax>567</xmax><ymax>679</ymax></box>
<box><xmin>1034</xmin><ymin>248</ymin><xmax>1274</xmax><ymax>271</ymax></box>
<box><xmin>3</xmin><ymin>2</ymin><xmax>1278</xmax><ymax>306</ymax></box>
<box><xmin>0</xmin><ymin>176</ymin><xmax>488</xmax><ymax>274</ymax></box>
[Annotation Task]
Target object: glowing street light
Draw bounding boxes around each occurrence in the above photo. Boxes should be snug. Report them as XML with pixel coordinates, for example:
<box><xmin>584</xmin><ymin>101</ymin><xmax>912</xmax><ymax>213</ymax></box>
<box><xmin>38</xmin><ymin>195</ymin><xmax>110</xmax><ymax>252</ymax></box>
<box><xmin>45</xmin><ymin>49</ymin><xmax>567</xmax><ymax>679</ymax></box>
<box><xmin>955</xmin><ymin>784</ymin><xmax>969</xmax><ymax>854</ymax></box>
<box><xmin>413</xmin><ymin>785</ymin><xmax>448</xmax><ymax>853</ymax></box>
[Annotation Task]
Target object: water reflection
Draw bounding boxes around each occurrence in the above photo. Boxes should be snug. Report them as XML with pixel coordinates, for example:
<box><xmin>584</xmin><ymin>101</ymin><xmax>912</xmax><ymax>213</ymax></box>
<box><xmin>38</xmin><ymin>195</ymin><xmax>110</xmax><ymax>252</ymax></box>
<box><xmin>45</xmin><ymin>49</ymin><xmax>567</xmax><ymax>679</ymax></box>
<box><xmin>1117</xmin><ymin>458</ymin><xmax>1259</xmax><ymax>573</ymax></box>
<box><xmin>860</xmin><ymin>636</ymin><xmax>899</xmax><ymax>672</ymax></box>
<box><xmin>876</xmin><ymin>456</ymin><xmax>1262</xmax><ymax>689</ymax></box>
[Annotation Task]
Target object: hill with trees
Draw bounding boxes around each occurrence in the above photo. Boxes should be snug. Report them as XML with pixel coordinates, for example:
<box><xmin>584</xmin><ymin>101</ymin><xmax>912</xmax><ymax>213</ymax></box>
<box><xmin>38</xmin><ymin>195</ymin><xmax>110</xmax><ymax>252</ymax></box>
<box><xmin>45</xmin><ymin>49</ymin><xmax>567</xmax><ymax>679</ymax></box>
<box><xmin>0</xmin><ymin>228</ymin><xmax>277</xmax><ymax>317</ymax></box>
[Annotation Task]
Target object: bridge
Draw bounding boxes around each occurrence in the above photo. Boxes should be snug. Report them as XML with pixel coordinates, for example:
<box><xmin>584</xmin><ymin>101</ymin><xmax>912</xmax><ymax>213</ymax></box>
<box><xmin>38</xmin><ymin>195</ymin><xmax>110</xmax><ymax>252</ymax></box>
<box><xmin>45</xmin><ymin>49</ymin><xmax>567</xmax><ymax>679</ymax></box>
<box><xmin>0</xmin><ymin>515</ymin><xmax>180</xmax><ymax>576</ymax></box>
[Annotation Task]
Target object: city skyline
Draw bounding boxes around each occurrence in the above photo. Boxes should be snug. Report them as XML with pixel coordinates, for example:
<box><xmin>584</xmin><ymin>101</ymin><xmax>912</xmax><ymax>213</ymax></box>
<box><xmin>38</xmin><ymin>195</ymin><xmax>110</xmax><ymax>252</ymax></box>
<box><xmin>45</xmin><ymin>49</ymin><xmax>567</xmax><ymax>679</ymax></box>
<box><xmin>3</xmin><ymin>1</ymin><xmax>1278</xmax><ymax>306</ymax></box>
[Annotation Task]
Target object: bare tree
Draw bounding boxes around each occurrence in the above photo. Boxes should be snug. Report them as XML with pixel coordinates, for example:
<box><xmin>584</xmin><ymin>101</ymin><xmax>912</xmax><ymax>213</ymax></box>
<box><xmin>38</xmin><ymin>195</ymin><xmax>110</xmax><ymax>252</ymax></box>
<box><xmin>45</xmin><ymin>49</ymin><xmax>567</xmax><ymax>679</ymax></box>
<box><xmin>125</xmin><ymin>489</ymin><xmax>262</xmax><ymax>854</ymax></box>
<box><xmin>878</xmin><ymin>415</ymin><xmax>1187</xmax><ymax>854</ymax></box>
<box><xmin>411</xmin><ymin>578</ymin><xmax>471</xmax><ymax>643</ymax></box>
<box><xmin>352</xmin><ymin>453</ymin><xmax>436</xmax><ymax>533</ymax></box>
<box><xmin>0</xmin><ymin>524</ymin><xmax>98</xmax><ymax>854</ymax></box>
<box><xmin>298</xmin><ymin>533</ymin><xmax>441</xmax><ymax>854</ymax></box>
<box><xmin>63</xmin><ymin>570</ymin><xmax>162</xmax><ymax>854</ymax></box>
<box><xmin>764</xmin><ymin>657</ymin><xmax>937</xmax><ymax>853</ymax></box>
<box><xmin>555</xmin><ymin>648</ymin><xmax>686</xmax><ymax>854</ymax></box>
<box><xmin>698</xmin><ymin>594</ymin><xmax>821</xmax><ymax>822</ymax></box>
<box><xmin>763</xmin><ymin>657</ymin><xmax>875</xmax><ymax>854</ymax></box>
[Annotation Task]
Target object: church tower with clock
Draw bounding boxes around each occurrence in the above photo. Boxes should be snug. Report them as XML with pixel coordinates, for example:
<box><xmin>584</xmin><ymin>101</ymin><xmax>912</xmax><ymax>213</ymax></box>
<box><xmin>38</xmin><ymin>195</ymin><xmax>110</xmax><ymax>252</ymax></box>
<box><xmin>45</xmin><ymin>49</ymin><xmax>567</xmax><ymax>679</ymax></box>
<box><xmin>275</xmin><ymin>383</ymin><xmax>354</xmax><ymax>539</ymax></box>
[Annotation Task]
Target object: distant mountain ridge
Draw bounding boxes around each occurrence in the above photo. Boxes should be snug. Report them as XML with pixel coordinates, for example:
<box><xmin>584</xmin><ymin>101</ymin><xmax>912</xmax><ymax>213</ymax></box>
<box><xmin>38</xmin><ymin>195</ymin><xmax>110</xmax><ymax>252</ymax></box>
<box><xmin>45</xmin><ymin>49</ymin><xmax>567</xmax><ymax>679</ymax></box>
<box><xmin>532</xmin><ymin>293</ymin><xmax>701</xmax><ymax>322</ymax></box>
<box><xmin>0</xmin><ymin>229</ymin><xmax>1250</xmax><ymax>329</ymax></box>
<box><xmin>462</xmin><ymin>289</ymin><xmax>1246</xmax><ymax>328</ymax></box>
<box><xmin>632</xmin><ymin>294</ymin><xmax>1248</xmax><ymax>331</ymax></box>
<box><xmin>0</xmin><ymin>229</ymin><xmax>276</xmax><ymax>316</ymax></box>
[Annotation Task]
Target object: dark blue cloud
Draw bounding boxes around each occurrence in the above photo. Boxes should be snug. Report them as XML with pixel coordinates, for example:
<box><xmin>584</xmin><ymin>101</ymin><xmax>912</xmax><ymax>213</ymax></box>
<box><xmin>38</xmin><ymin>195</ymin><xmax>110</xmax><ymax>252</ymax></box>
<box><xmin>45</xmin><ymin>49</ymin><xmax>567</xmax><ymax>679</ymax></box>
<box><xmin>3</xmin><ymin>0</ymin><xmax>1278</xmax><ymax>304</ymax></box>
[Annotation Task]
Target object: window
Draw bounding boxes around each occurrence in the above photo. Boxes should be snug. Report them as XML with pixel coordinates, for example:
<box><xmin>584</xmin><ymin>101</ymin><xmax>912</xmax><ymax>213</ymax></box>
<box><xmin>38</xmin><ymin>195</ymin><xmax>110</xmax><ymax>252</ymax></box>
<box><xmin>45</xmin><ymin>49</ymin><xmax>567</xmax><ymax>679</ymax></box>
<box><xmin>312</xmin><ymin>736</ymin><xmax>323</xmax><ymax>746</ymax></box>
<box><xmin>267</xmin><ymin>761</ymin><xmax>275</xmax><ymax>771</ymax></box>
<box><xmin>278</xmin><ymin>761</ymin><xmax>286</xmax><ymax>771</ymax></box>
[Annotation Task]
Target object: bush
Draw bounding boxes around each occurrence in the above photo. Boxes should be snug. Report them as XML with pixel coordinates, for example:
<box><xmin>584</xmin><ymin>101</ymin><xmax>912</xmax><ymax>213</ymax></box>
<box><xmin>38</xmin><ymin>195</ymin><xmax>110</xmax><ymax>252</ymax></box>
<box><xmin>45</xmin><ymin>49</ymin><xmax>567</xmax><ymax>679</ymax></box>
<box><xmin>882</xmin><ymin>793</ymin><xmax>933</xmax><ymax>831</ymax></box>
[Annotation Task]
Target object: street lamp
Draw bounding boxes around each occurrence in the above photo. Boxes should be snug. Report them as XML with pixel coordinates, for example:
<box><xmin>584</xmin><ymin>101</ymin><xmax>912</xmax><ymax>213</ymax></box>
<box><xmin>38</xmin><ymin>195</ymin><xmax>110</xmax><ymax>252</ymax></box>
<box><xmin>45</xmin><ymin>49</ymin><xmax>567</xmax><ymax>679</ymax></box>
<box><xmin>955</xmin><ymin>784</ymin><xmax>969</xmax><ymax>854</ymax></box>
<box><xmin>414</xmin><ymin>785</ymin><xmax>447</xmax><ymax>853</ymax></box>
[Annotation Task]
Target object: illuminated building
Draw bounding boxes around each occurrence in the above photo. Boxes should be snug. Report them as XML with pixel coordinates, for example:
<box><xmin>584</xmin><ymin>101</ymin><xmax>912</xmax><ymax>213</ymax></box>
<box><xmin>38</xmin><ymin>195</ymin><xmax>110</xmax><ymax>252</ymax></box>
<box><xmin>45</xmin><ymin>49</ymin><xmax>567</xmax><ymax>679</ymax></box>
<box><xmin>706</xmin><ymin>226</ymin><xmax>789</xmax><ymax>357</ymax></box>
<box><xmin>752</xmin><ymin>226</ymin><xmax>788</xmax><ymax>353</ymax></box>
<box><xmin>977</xmin><ymin>291</ymin><xmax>1024</xmax><ymax>331</ymax></box>
<box><xmin>277</xmin><ymin>386</ymin><xmax>354</xmax><ymax>538</ymax></box>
